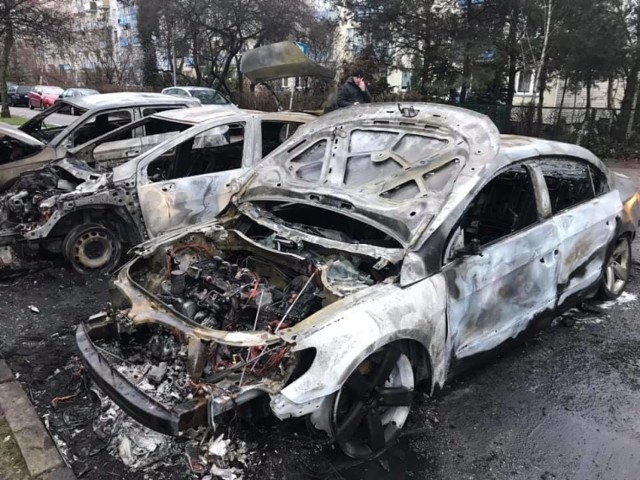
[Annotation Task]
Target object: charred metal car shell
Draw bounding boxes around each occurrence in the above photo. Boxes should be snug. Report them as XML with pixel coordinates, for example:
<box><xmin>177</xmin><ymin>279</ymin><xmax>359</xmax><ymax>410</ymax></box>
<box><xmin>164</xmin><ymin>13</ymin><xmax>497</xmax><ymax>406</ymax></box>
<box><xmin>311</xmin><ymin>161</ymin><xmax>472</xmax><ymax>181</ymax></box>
<box><xmin>0</xmin><ymin>108</ymin><xmax>313</xmax><ymax>273</ymax></box>
<box><xmin>0</xmin><ymin>92</ymin><xmax>203</xmax><ymax>191</ymax></box>
<box><xmin>77</xmin><ymin>103</ymin><xmax>640</xmax><ymax>459</ymax></box>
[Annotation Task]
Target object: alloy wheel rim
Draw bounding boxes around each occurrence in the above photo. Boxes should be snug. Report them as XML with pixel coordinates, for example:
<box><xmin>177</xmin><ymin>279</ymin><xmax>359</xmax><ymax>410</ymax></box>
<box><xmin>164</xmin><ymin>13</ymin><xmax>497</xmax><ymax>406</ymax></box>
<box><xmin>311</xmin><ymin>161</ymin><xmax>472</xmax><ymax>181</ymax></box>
<box><xmin>605</xmin><ymin>240</ymin><xmax>630</xmax><ymax>296</ymax></box>
<box><xmin>331</xmin><ymin>347</ymin><xmax>414</xmax><ymax>458</ymax></box>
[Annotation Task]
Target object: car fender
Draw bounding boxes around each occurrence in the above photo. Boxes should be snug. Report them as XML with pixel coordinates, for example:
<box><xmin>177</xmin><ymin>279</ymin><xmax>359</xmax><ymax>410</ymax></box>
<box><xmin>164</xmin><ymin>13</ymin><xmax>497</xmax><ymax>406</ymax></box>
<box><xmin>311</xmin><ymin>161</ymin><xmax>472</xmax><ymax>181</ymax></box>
<box><xmin>271</xmin><ymin>274</ymin><xmax>448</xmax><ymax>418</ymax></box>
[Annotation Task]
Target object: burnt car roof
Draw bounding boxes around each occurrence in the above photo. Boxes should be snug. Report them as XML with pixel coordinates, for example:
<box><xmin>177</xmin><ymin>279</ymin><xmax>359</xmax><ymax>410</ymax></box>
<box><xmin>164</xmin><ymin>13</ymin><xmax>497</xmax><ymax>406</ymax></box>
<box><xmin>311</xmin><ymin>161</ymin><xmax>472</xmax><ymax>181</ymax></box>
<box><xmin>151</xmin><ymin>105</ymin><xmax>244</xmax><ymax>125</ymax></box>
<box><xmin>239</xmin><ymin>103</ymin><xmax>606</xmax><ymax>248</ymax></box>
<box><xmin>63</xmin><ymin>92</ymin><xmax>200</xmax><ymax>109</ymax></box>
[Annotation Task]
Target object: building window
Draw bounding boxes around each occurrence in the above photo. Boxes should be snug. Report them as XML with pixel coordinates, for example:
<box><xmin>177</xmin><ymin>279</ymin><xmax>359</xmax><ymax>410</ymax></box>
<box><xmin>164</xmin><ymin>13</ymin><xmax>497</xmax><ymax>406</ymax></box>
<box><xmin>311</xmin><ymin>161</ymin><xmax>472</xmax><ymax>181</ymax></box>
<box><xmin>516</xmin><ymin>70</ymin><xmax>535</xmax><ymax>94</ymax></box>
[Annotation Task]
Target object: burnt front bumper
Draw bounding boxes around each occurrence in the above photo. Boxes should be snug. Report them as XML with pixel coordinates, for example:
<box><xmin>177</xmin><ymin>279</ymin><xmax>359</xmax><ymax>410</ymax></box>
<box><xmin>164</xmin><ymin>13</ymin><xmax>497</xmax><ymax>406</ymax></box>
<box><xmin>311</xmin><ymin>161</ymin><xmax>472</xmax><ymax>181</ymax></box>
<box><xmin>75</xmin><ymin>315</ymin><xmax>208</xmax><ymax>436</ymax></box>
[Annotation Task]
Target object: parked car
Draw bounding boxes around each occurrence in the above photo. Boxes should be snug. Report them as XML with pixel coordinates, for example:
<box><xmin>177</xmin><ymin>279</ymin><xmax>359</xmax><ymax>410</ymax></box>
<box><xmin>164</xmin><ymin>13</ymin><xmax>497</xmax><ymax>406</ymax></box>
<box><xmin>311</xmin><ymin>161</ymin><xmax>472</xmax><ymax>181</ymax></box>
<box><xmin>0</xmin><ymin>92</ymin><xmax>203</xmax><ymax>190</ymax></box>
<box><xmin>161</xmin><ymin>86</ymin><xmax>231</xmax><ymax>105</ymax></box>
<box><xmin>55</xmin><ymin>88</ymin><xmax>100</xmax><ymax>114</ymax></box>
<box><xmin>9</xmin><ymin>85</ymin><xmax>33</xmax><ymax>107</ymax></box>
<box><xmin>7</xmin><ymin>84</ymin><xmax>17</xmax><ymax>97</ymax></box>
<box><xmin>28</xmin><ymin>86</ymin><xmax>64</xmax><ymax>110</ymax></box>
<box><xmin>0</xmin><ymin>107</ymin><xmax>312</xmax><ymax>272</ymax></box>
<box><xmin>75</xmin><ymin>103</ymin><xmax>640</xmax><ymax>460</ymax></box>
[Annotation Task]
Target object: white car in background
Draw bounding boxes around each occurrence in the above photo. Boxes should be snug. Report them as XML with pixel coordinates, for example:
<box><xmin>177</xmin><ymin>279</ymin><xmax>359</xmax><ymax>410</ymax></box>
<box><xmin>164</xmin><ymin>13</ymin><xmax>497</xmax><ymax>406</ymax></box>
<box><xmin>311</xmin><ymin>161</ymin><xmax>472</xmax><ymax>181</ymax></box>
<box><xmin>161</xmin><ymin>86</ymin><xmax>231</xmax><ymax>106</ymax></box>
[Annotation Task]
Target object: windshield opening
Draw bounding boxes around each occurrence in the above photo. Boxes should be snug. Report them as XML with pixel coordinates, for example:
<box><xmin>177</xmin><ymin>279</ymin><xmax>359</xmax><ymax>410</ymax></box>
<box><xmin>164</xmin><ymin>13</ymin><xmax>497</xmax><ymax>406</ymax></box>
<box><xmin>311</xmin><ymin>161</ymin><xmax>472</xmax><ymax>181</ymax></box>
<box><xmin>248</xmin><ymin>201</ymin><xmax>402</xmax><ymax>249</ymax></box>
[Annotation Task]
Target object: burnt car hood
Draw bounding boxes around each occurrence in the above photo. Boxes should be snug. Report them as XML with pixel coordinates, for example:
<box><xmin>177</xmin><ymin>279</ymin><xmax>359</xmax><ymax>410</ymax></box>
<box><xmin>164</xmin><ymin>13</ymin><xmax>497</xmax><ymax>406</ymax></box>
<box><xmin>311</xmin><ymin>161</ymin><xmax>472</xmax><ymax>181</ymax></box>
<box><xmin>236</xmin><ymin>103</ymin><xmax>501</xmax><ymax>247</ymax></box>
<box><xmin>240</xmin><ymin>41</ymin><xmax>334</xmax><ymax>83</ymax></box>
<box><xmin>0</xmin><ymin>124</ymin><xmax>45</xmax><ymax>149</ymax></box>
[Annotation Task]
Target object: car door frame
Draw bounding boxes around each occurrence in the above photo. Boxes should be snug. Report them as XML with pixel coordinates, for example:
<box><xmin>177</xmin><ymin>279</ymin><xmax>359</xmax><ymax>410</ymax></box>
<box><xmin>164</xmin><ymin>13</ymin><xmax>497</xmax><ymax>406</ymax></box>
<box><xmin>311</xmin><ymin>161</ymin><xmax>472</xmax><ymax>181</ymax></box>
<box><xmin>531</xmin><ymin>156</ymin><xmax>619</xmax><ymax>308</ymax></box>
<box><xmin>441</xmin><ymin>160</ymin><xmax>559</xmax><ymax>364</ymax></box>
<box><xmin>135</xmin><ymin>113</ymin><xmax>256</xmax><ymax>237</ymax></box>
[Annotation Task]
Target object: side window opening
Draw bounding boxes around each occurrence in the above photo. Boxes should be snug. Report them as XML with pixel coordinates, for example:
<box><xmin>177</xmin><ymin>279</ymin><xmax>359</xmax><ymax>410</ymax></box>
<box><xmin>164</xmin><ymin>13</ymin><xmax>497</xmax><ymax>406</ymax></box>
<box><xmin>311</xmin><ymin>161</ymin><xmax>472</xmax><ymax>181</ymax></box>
<box><xmin>539</xmin><ymin>159</ymin><xmax>596</xmax><ymax>213</ymax></box>
<box><xmin>147</xmin><ymin>123</ymin><xmax>245</xmax><ymax>182</ymax></box>
<box><xmin>459</xmin><ymin>165</ymin><xmax>538</xmax><ymax>248</ymax></box>
<box><xmin>72</xmin><ymin>110</ymin><xmax>133</xmax><ymax>147</ymax></box>
<box><xmin>261</xmin><ymin>121</ymin><xmax>301</xmax><ymax>157</ymax></box>
<box><xmin>589</xmin><ymin>164</ymin><xmax>610</xmax><ymax>195</ymax></box>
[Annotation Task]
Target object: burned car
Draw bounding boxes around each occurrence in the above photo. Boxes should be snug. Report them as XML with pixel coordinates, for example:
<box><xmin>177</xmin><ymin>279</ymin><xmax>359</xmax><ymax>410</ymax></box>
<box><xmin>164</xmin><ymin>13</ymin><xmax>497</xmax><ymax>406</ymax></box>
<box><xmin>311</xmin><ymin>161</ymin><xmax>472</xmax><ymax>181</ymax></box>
<box><xmin>0</xmin><ymin>107</ymin><xmax>312</xmax><ymax>273</ymax></box>
<box><xmin>0</xmin><ymin>92</ymin><xmax>202</xmax><ymax>190</ymax></box>
<box><xmin>76</xmin><ymin>103</ymin><xmax>640</xmax><ymax>459</ymax></box>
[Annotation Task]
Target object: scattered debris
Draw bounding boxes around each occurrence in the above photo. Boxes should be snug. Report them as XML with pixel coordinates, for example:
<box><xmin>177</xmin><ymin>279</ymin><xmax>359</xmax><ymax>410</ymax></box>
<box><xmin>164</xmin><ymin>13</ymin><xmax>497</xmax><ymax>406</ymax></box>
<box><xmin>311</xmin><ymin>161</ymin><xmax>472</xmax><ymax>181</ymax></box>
<box><xmin>28</xmin><ymin>305</ymin><xmax>40</xmax><ymax>313</ymax></box>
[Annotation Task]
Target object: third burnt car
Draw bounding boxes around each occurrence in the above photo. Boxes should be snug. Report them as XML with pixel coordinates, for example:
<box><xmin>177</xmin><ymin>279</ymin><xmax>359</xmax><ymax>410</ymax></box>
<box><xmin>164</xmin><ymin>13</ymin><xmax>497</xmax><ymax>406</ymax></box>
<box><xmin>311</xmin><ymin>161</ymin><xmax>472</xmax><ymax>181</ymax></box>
<box><xmin>0</xmin><ymin>92</ymin><xmax>202</xmax><ymax>190</ymax></box>
<box><xmin>76</xmin><ymin>103</ymin><xmax>640</xmax><ymax>459</ymax></box>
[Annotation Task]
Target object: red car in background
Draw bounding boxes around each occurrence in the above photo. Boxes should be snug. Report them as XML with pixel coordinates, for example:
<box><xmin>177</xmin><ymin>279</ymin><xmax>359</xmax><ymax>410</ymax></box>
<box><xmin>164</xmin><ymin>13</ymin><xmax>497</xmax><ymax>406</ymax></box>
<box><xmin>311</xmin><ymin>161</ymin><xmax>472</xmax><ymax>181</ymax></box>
<box><xmin>28</xmin><ymin>86</ymin><xmax>64</xmax><ymax>110</ymax></box>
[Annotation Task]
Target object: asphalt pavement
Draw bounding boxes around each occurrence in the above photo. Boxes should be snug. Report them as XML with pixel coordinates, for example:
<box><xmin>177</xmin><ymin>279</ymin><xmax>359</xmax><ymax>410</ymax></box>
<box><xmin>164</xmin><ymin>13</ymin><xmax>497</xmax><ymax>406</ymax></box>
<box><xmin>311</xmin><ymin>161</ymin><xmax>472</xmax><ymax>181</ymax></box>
<box><xmin>8</xmin><ymin>106</ymin><xmax>75</xmax><ymax>127</ymax></box>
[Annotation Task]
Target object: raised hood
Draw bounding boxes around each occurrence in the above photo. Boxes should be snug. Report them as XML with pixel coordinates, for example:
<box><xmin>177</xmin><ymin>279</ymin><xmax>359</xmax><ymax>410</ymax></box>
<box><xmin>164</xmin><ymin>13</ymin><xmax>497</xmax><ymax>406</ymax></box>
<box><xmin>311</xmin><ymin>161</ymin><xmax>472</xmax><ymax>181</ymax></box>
<box><xmin>0</xmin><ymin>123</ymin><xmax>45</xmax><ymax>148</ymax></box>
<box><xmin>240</xmin><ymin>41</ymin><xmax>334</xmax><ymax>83</ymax></box>
<box><xmin>237</xmin><ymin>103</ymin><xmax>500</xmax><ymax>247</ymax></box>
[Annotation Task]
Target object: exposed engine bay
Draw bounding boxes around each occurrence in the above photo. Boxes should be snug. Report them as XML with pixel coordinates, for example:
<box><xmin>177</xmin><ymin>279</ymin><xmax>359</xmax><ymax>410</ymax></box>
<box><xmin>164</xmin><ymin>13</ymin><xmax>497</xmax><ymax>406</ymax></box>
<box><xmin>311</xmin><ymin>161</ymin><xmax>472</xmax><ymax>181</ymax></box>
<box><xmin>0</xmin><ymin>160</ymin><xmax>100</xmax><ymax>229</ymax></box>
<box><xmin>90</xmin><ymin>222</ymin><xmax>398</xmax><ymax>419</ymax></box>
<box><xmin>158</xmin><ymin>253</ymin><xmax>323</xmax><ymax>333</ymax></box>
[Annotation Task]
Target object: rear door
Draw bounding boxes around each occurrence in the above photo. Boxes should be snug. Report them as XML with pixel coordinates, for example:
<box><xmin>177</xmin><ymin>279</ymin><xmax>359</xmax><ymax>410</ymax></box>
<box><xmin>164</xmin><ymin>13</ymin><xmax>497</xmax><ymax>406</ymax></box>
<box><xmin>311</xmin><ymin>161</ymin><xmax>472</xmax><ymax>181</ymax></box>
<box><xmin>534</xmin><ymin>157</ymin><xmax>618</xmax><ymax>306</ymax></box>
<box><xmin>136</xmin><ymin>118</ymin><xmax>253</xmax><ymax>237</ymax></box>
<box><xmin>443</xmin><ymin>163</ymin><xmax>559</xmax><ymax>360</ymax></box>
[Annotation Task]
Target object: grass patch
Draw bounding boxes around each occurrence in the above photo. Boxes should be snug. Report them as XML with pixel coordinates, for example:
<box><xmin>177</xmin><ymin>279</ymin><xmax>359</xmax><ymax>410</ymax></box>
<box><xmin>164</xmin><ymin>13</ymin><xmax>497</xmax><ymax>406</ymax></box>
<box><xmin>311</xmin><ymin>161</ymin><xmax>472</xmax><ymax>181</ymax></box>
<box><xmin>0</xmin><ymin>418</ymin><xmax>29</xmax><ymax>479</ymax></box>
<box><xmin>0</xmin><ymin>116</ymin><xmax>25</xmax><ymax>126</ymax></box>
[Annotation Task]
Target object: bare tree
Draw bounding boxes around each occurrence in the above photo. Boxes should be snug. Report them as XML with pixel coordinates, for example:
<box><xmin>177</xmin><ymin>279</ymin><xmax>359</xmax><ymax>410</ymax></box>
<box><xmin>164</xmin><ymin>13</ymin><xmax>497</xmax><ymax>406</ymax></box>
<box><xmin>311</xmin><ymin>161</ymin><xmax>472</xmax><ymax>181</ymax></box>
<box><xmin>0</xmin><ymin>0</ymin><xmax>71</xmax><ymax>117</ymax></box>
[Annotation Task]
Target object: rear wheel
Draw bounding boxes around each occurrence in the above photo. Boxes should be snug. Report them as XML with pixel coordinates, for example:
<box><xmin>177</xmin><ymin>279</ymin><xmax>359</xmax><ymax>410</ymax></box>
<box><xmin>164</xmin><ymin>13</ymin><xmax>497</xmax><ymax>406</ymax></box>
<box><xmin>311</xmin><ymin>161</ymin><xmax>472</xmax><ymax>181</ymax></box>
<box><xmin>330</xmin><ymin>345</ymin><xmax>414</xmax><ymax>459</ymax></box>
<box><xmin>63</xmin><ymin>223</ymin><xmax>122</xmax><ymax>274</ymax></box>
<box><xmin>598</xmin><ymin>236</ymin><xmax>631</xmax><ymax>300</ymax></box>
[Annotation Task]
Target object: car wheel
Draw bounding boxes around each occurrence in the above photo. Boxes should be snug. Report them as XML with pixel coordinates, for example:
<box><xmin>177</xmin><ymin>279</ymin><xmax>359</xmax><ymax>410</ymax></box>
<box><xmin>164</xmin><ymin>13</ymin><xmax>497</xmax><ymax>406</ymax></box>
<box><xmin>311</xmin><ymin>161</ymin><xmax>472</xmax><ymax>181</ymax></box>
<box><xmin>329</xmin><ymin>344</ymin><xmax>414</xmax><ymax>459</ymax></box>
<box><xmin>28</xmin><ymin>101</ymin><xmax>33</xmax><ymax>110</ymax></box>
<box><xmin>598</xmin><ymin>236</ymin><xmax>631</xmax><ymax>300</ymax></box>
<box><xmin>63</xmin><ymin>223</ymin><xmax>122</xmax><ymax>274</ymax></box>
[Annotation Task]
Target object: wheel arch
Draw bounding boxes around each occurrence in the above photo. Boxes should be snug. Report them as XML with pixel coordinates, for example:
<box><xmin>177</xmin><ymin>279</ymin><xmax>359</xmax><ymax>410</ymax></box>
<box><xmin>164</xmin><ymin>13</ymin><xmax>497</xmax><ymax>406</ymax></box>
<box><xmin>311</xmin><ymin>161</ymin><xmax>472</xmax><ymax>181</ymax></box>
<box><xmin>49</xmin><ymin>206</ymin><xmax>143</xmax><ymax>246</ymax></box>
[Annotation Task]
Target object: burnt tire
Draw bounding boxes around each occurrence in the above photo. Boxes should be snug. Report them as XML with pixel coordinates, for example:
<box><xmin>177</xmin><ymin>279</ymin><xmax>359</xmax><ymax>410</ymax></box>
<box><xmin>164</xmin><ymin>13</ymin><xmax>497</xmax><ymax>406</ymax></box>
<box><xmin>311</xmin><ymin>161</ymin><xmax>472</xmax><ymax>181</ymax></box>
<box><xmin>329</xmin><ymin>345</ymin><xmax>414</xmax><ymax>459</ymax></box>
<box><xmin>63</xmin><ymin>223</ymin><xmax>122</xmax><ymax>274</ymax></box>
<box><xmin>597</xmin><ymin>236</ymin><xmax>631</xmax><ymax>300</ymax></box>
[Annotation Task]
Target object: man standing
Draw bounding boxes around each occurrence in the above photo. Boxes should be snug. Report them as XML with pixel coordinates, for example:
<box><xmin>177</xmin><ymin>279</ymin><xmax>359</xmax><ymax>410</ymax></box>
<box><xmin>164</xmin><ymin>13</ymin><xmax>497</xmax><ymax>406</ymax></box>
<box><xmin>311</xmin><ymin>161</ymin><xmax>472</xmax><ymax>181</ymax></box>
<box><xmin>336</xmin><ymin>69</ymin><xmax>372</xmax><ymax>108</ymax></box>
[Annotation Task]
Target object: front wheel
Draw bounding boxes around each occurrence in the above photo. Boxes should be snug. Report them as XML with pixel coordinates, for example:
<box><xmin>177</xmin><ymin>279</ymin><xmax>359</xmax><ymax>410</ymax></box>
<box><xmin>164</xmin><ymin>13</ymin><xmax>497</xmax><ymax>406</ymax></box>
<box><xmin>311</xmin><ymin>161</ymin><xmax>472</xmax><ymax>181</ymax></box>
<box><xmin>63</xmin><ymin>223</ymin><xmax>122</xmax><ymax>274</ymax></box>
<box><xmin>598</xmin><ymin>236</ymin><xmax>631</xmax><ymax>300</ymax></box>
<box><xmin>329</xmin><ymin>345</ymin><xmax>414</xmax><ymax>459</ymax></box>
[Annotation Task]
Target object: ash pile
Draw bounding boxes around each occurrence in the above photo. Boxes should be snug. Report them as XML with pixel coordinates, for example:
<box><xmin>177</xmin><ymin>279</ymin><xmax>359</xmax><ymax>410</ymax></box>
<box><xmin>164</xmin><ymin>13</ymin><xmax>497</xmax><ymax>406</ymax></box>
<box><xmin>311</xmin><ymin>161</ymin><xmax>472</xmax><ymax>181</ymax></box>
<box><xmin>45</xmin><ymin>356</ymin><xmax>255</xmax><ymax>479</ymax></box>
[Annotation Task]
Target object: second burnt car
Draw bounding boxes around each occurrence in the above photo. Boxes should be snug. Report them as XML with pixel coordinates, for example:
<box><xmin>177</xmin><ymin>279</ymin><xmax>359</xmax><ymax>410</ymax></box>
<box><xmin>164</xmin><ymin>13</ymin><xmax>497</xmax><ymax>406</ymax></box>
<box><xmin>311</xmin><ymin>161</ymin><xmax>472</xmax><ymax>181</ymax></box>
<box><xmin>0</xmin><ymin>92</ymin><xmax>202</xmax><ymax>191</ymax></box>
<box><xmin>0</xmin><ymin>107</ymin><xmax>313</xmax><ymax>273</ymax></box>
<box><xmin>76</xmin><ymin>103</ymin><xmax>640</xmax><ymax>459</ymax></box>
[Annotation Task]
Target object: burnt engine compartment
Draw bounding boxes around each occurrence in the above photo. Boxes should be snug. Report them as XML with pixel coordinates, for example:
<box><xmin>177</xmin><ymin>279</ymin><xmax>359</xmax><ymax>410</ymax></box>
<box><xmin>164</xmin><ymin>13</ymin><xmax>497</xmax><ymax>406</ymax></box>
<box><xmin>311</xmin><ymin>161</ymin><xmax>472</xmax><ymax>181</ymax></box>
<box><xmin>157</xmin><ymin>253</ymin><xmax>323</xmax><ymax>332</ymax></box>
<box><xmin>0</xmin><ymin>166</ymin><xmax>82</xmax><ymax>227</ymax></box>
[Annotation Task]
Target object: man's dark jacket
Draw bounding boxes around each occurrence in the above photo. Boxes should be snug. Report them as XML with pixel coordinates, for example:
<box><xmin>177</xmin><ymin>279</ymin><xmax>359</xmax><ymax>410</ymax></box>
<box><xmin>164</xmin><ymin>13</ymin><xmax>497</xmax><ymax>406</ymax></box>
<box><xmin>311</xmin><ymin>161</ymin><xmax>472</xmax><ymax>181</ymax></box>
<box><xmin>336</xmin><ymin>78</ymin><xmax>372</xmax><ymax>108</ymax></box>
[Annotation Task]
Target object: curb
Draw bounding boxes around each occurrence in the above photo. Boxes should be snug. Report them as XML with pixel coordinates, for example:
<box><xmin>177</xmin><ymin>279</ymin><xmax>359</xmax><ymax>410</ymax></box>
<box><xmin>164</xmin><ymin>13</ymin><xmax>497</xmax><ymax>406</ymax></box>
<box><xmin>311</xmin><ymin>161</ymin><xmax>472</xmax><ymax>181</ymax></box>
<box><xmin>0</xmin><ymin>358</ymin><xmax>76</xmax><ymax>480</ymax></box>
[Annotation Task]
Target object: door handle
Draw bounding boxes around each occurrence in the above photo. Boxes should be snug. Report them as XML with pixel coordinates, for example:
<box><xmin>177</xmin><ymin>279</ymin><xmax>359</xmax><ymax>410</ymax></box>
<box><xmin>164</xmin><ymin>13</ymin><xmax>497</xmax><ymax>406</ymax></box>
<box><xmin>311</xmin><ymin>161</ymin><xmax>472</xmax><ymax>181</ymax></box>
<box><xmin>161</xmin><ymin>183</ymin><xmax>175</xmax><ymax>192</ymax></box>
<box><xmin>125</xmin><ymin>150</ymin><xmax>140</xmax><ymax>157</ymax></box>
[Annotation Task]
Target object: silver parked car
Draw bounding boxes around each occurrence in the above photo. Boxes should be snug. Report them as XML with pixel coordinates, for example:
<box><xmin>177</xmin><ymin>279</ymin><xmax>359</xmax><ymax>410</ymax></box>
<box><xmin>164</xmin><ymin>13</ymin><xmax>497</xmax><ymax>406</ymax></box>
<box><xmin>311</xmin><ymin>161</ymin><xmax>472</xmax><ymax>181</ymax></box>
<box><xmin>0</xmin><ymin>92</ymin><xmax>202</xmax><ymax>190</ymax></box>
<box><xmin>161</xmin><ymin>86</ymin><xmax>231</xmax><ymax>105</ymax></box>
<box><xmin>76</xmin><ymin>103</ymin><xmax>640</xmax><ymax>459</ymax></box>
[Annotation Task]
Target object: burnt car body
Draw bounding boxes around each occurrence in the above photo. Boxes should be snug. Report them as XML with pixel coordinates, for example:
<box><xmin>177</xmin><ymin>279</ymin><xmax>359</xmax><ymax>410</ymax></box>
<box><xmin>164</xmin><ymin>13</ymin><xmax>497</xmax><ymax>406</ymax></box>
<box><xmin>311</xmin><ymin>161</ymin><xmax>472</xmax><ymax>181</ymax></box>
<box><xmin>0</xmin><ymin>92</ymin><xmax>202</xmax><ymax>190</ymax></box>
<box><xmin>76</xmin><ymin>103</ymin><xmax>640</xmax><ymax>459</ymax></box>
<box><xmin>0</xmin><ymin>107</ymin><xmax>312</xmax><ymax>272</ymax></box>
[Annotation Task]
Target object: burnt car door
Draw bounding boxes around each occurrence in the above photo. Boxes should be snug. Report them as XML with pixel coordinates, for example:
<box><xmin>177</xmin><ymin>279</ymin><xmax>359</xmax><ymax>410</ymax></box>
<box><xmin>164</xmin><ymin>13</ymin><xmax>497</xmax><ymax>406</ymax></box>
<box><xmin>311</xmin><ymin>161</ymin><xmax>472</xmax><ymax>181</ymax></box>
<box><xmin>534</xmin><ymin>158</ymin><xmax>618</xmax><ymax>306</ymax></box>
<box><xmin>136</xmin><ymin>119</ymin><xmax>253</xmax><ymax>237</ymax></box>
<box><xmin>442</xmin><ymin>163</ymin><xmax>559</xmax><ymax>361</ymax></box>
